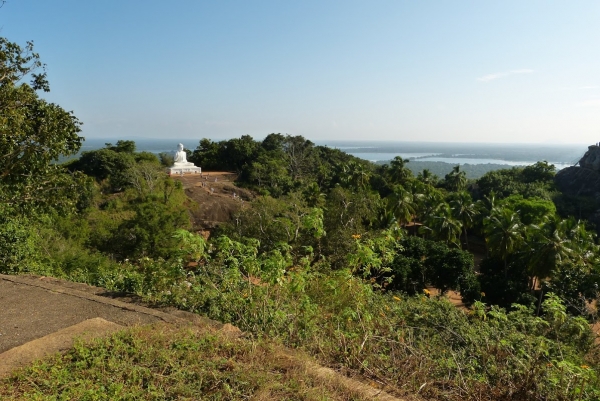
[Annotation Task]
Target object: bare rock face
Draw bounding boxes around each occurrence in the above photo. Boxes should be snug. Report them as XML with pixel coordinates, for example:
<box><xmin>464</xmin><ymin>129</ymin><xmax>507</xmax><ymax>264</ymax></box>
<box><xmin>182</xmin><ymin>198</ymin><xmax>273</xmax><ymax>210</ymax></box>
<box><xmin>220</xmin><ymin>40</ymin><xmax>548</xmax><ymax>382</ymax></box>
<box><xmin>555</xmin><ymin>145</ymin><xmax>600</xmax><ymax>198</ymax></box>
<box><xmin>554</xmin><ymin>145</ymin><xmax>600</xmax><ymax>233</ymax></box>
<box><xmin>578</xmin><ymin>145</ymin><xmax>600</xmax><ymax>171</ymax></box>
<box><xmin>555</xmin><ymin>166</ymin><xmax>600</xmax><ymax>197</ymax></box>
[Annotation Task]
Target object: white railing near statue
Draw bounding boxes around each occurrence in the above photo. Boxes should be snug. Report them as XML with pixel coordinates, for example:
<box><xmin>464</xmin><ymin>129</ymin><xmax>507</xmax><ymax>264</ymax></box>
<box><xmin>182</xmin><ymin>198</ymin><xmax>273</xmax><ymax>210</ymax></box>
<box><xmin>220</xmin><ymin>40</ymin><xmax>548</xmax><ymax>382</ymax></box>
<box><xmin>168</xmin><ymin>143</ymin><xmax>202</xmax><ymax>175</ymax></box>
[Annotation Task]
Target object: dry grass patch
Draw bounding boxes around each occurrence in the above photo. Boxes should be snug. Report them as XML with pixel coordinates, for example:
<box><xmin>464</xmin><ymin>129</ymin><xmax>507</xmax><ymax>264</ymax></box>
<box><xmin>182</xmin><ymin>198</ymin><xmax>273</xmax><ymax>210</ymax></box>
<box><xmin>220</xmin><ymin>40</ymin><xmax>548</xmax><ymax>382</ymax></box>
<box><xmin>0</xmin><ymin>323</ymin><xmax>375</xmax><ymax>401</ymax></box>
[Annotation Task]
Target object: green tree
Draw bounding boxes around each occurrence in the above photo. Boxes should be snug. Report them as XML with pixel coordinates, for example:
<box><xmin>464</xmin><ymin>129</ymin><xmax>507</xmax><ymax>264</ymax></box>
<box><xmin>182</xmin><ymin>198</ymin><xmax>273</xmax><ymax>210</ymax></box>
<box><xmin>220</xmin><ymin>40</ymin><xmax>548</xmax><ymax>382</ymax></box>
<box><xmin>526</xmin><ymin>215</ymin><xmax>581</xmax><ymax>286</ymax></box>
<box><xmin>499</xmin><ymin>195</ymin><xmax>556</xmax><ymax>225</ymax></box>
<box><xmin>444</xmin><ymin>165</ymin><xmax>467</xmax><ymax>192</ymax></box>
<box><xmin>521</xmin><ymin>161</ymin><xmax>556</xmax><ymax>183</ymax></box>
<box><xmin>0</xmin><ymin>214</ymin><xmax>36</xmax><ymax>273</ymax></box>
<box><xmin>483</xmin><ymin>207</ymin><xmax>526</xmax><ymax>275</ymax></box>
<box><xmin>388</xmin><ymin>156</ymin><xmax>413</xmax><ymax>184</ymax></box>
<box><xmin>69</xmin><ymin>148</ymin><xmax>136</xmax><ymax>192</ymax></box>
<box><xmin>420</xmin><ymin>202</ymin><xmax>462</xmax><ymax>247</ymax></box>
<box><xmin>282</xmin><ymin>135</ymin><xmax>315</xmax><ymax>181</ymax></box>
<box><xmin>417</xmin><ymin>168</ymin><xmax>438</xmax><ymax>186</ymax></box>
<box><xmin>249</xmin><ymin>153</ymin><xmax>291</xmax><ymax>196</ymax></box>
<box><xmin>449</xmin><ymin>191</ymin><xmax>477</xmax><ymax>249</ymax></box>
<box><xmin>105</xmin><ymin>140</ymin><xmax>136</xmax><ymax>153</ymax></box>
<box><xmin>0</xmin><ymin>38</ymin><xmax>83</xmax><ymax>212</ymax></box>
<box><xmin>190</xmin><ymin>138</ymin><xmax>221</xmax><ymax>170</ymax></box>
<box><xmin>113</xmin><ymin>200</ymin><xmax>190</xmax><ymax>259</ymax></box>
<box><xmin>223</xmin><ymin>135</ymin><xmax>260</xmax><ymax>174</ymax></box>
<box><xmin>387</xmin><ymin>184</ymin><xmax>415</xmax><ymax>226</ymax></box>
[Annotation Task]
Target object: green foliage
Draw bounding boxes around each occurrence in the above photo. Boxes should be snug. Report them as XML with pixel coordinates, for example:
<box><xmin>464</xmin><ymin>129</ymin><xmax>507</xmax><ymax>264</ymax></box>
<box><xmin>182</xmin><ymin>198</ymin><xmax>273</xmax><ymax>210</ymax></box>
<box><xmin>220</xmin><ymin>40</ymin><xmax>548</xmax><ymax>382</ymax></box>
<box><xmin>0</xmin><ymin>215</ymin><xmax>36</xmax><ymax>274</ymax></box>
<box><xmin>2</xmin><ymin>107</ymin><xmax>600</xmax><ymax>401</ymax></box>
<box><xmin>191</xmin><ymin>134</ymin><xmax>363</xmax><ymax>198</ymax></box>
<box><xmin>69</xmin><ymin>141</ymin><xmax>168</xmax><ymax>197</ymax></box>
<box><xmin>444</xmin><ymin>165</ymin><xmax>468</xmax><ymax>191</ymax></box>
<box><xmin>483</xmin><ymin>207</ymin><xmax>526</xmax><ymax>271</ymax></box>
<box><xmin>322</xmin><ymin>187</ymin><xmax>383</xmax><ymax>266</ymax></box>
<box><xmin>104</xmin><ymin>140</ymin><xmax>136</xmax><ymax>153</ymax></box>
<box><xmin>421</xmin><ymin>202</ymin><xmax>462</xmax><ymax>247</ymax></box>
<box><xmin>0</xmin><ymin>37</ymin><xmax>83</xmax><ymax>213</ymax></box>
<box><xmin>479</xmin><ymin>256</ymin><xmax>535</xmax><ymax>308</ymax></box>
<box><xmin>545</xmin><ymin>261</ymin><xmax>600</xmax><ymax>317</ymax></box>
<box><xmin>522</xmin><ymin>160</ymin><xmax>556</xmax><ymax>183</ymax></box>
<box><xmin>158</xmin><ymin>151</ymin><xmax>174</xmax><ymax>167</ymax></box>
<box><xmin>0</xmin><ymin>326</ymin><xmax>366</xmax><ymax>401</ymax></box>
<box><xmin>220</xmin><ymin>193</ymin><xmax>323</xmax><ymax>254</ymax></box>
<box><xmin>112</xmin><ymin>199</ymin><xmax>190</xmax><ymax>259</ymax></box>
<box><xmin>499</xmin><ymin>194</ymin><xmax>556</xmax><ymax>225</ymax></box>
<box><xmin>476</xmin><ymin>162</ymin><xmax>556</xmax><ymax>201</ymax></box>
<box><xmin>69</xmin><ymin>148</ymin><xmax>136</xmax><ymax>190</ymax></box>
<box><xmin>382</xmin><ymin>236</ymin><xmax>479</xmax><ymax>302</ymax></box>
<box><xmin>39</xmin><ymin>231</ymin><xmax>595</xmax><ymax>400</ymax></box>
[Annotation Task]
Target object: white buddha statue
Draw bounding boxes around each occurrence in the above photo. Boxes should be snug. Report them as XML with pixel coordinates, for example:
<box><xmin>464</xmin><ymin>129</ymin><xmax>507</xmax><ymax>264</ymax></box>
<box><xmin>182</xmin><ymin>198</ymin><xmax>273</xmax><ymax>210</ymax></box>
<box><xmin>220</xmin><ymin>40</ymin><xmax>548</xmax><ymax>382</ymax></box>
<box><xmin>168</xmin><ymin>143</ymin><xmax>201</xmax><ymax>175</ymax></box>
<box><xmin>173</xmin><ymin>143</ymin><xmax>194</xmax><ymax>166</ymax></box>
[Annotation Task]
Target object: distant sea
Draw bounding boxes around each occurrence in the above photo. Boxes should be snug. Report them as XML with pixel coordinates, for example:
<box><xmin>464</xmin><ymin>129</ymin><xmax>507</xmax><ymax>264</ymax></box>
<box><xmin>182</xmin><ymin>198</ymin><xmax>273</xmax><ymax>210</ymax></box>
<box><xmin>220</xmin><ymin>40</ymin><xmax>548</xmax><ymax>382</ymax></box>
<box><xmin>80</xmin><ymin>138</ymin><xmax>585</xmax><ymax>170</ymax></box>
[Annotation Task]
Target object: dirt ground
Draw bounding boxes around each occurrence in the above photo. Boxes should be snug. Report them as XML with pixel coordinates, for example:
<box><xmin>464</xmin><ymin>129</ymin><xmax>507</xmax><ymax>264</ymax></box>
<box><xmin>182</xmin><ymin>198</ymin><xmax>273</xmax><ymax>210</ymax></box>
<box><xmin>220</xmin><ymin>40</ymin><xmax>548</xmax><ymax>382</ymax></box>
<box><xmin>172</xmin><ymin>172</ymin><xmax>254</xmax><ymax>233</ymax></box>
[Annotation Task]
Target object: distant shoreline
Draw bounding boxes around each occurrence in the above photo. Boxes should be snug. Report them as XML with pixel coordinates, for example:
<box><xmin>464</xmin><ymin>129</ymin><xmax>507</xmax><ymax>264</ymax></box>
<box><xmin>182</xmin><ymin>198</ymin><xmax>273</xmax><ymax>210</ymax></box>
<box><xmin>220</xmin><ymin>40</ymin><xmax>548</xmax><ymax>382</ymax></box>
<box><xmin>72</xmin><ymin>137</ymin><xmax>583</xmax><ymax>177</ymax></box>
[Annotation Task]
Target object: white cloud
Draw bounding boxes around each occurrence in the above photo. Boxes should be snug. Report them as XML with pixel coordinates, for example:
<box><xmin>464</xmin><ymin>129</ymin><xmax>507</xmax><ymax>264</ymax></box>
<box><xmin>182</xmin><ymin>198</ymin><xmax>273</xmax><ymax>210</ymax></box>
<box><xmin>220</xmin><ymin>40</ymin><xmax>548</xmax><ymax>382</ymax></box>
<box><xmin>477</xmin><ymin>69</ymin><xmax>534</xmax><ymax>82</ymax></box>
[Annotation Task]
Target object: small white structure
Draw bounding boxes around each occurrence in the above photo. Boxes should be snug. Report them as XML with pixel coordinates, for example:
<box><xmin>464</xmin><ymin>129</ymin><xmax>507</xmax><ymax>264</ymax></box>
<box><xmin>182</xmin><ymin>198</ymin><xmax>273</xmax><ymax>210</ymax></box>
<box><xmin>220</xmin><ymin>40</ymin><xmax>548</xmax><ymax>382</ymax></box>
<box><xmin>168</xmin><ymin>143</ymin><xmax>202</xmax><ymax>175</ymax></box>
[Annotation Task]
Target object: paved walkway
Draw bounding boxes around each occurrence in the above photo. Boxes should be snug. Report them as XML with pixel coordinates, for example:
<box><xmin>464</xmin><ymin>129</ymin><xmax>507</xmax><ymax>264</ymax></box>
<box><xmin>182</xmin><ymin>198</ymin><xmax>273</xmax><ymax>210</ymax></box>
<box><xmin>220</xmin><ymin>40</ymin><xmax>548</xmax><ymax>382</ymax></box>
<box><xmin>0</xmin><ymin>274</ymin><xmax>225</xmax><ymax>377</ymax></box>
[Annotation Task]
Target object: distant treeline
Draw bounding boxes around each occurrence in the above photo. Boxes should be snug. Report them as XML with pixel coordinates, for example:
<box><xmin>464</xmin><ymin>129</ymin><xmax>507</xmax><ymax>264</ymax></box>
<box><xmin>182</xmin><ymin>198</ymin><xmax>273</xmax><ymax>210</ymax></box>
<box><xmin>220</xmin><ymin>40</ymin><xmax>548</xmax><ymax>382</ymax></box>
<box><xmin>387</xmin><ymin>160</ymin><xmax>533</xmax><ymax>179</ymax></box>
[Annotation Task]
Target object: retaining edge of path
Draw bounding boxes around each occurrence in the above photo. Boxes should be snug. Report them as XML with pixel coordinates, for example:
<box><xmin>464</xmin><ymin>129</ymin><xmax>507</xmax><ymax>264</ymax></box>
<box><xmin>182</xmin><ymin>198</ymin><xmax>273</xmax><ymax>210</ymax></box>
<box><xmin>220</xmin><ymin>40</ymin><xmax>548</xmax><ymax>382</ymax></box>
<box><xmin>0</xmin><ymin>318</ymin><xmax>123</xmax><ymax>378</ymax></box>
<box><xmin>0</xmin><ymin>274</ymin><xmax>216</xmax><ymax>328</ymax></box>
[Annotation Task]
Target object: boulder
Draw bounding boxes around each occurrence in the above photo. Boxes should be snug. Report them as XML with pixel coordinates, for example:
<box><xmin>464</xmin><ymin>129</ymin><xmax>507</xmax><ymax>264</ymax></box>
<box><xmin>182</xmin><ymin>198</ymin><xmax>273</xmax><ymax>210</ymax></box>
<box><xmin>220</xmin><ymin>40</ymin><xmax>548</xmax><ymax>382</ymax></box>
<box><xmin>578</xmin><ymin>145</ymin><xmax>600</xmax><ymax>171</ymax></box>
<box><xmin>555</xmin><ymin>166</ymin><xmax>600</xmax><ymax>198</ymax></box>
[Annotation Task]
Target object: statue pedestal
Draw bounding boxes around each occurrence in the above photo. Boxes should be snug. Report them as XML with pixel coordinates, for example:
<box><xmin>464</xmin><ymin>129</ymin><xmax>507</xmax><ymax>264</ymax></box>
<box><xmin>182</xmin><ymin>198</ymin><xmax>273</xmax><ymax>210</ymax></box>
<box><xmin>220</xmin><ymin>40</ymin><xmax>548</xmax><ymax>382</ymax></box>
<box><xmin>168</xmin><ymin>164</ymin><xmax>202</xmax><ymax>175</ymax></box>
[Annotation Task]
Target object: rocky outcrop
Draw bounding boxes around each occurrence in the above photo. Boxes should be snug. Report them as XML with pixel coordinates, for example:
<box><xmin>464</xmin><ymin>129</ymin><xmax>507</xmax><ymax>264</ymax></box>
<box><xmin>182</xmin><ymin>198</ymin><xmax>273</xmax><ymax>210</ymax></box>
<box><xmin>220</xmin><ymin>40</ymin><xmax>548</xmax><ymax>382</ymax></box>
<box><xmin>555</xmin><ymin>166</ymin><xmax>600</xmax><ymax>197</ymax></box>
<box><xmin>554</xmin><ymin>145</ymin><xmax>600</xmax><ymax>231</ymax></box>
<box><xmin>578</xmin><ymin>145</ymin><xmax>600</xmax><ymax>171</ymax></box>
<box><xmin>555</xmin><ymin>145</ymin><xmax>600</xmax><ymax>198</ymax></box>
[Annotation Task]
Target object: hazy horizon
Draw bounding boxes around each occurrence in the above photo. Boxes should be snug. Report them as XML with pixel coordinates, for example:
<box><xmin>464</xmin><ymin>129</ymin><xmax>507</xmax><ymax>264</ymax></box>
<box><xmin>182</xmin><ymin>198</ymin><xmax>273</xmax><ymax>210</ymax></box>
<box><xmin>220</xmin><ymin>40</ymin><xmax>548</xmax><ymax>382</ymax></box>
<box><xmin>4</xmin><ymin>2</ymin><xmax>600</xmax><ymax>144</ymax></box>
<box><xmin>83</xmin><ymin>135</ymin><xmax>593</xmax><ymax>147</ymax></box>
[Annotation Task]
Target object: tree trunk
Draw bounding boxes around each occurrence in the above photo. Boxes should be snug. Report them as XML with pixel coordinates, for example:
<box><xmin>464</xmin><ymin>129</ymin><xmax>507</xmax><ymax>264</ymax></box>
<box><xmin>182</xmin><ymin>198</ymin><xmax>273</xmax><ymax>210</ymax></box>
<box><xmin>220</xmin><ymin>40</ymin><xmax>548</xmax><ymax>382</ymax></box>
<box><xmin>536</xmin><ymin>287</ymin><xmax>544</xmax><ymax>316</ymax></box>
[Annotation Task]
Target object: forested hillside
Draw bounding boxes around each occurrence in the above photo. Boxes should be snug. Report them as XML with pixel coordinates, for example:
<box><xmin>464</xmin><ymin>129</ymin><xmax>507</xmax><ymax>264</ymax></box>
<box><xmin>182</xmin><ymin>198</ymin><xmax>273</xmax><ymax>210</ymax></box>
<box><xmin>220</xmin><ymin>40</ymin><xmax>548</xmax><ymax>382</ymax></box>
<box><xmin>2</xmin><ymin>37</ymin><xmax>600</xmax><ymax>400</ymax></box>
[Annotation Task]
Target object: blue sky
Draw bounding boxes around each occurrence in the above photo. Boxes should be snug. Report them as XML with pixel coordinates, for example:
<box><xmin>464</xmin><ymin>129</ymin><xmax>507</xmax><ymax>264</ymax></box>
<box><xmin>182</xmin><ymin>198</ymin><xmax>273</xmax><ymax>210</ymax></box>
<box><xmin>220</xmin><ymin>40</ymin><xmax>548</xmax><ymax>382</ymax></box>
<box><xmin>2</xmin><ymin>1</ymin><xmax>600</xmax><ymax>143</ymax></box>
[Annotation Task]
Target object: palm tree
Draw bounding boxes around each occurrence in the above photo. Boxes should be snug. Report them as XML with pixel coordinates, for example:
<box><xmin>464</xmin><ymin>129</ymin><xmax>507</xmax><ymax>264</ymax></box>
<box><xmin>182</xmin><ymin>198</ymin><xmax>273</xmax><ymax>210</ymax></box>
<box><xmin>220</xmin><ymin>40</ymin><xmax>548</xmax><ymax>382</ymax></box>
<box><xmin>304</xmin><ymin>181</ymin><xmax>325</xmax><ymax>207</ymax></box>
<box><xmin>416</xmin><ymin>185</ymin><xmax>444</xmax><ymax>220</ymax></box>
<box><xmin>525</xmin><ymin>215</ymin><xmax>584</xmax><ymax>313</ymax></box>
<box><xmin>353</xmin><ymin>162</ymin><xmax>372</xmax><ymax>190</ymax></box>
<box><xmin>421</xmin><ymin>203</ymin><xmax>462</xmax><ymax>247</ymax></box>
<box><xmin>340</xmin><ymin>161</ymin><xmax>372</xmax><ymax>190</ymax></box>
<box><xmin>388</xmin><ymin>156</ymin><xmax>412</xmax><ymax>184</ymax></box>
<box><xmin>387</xmin><ymin>184</ymin><xmax>415</xmax><ymax>226</ymax></box>
<box><xmin>445</xmin><ymin>165</ymin><xmax>467</xmax><ymax>192</ymax></box>
<box><xmin>449</xmin><ymin>191</ymin><xmax>477</xmax><ymax>249</ymax></box>
<box><xmin>526</xmin><ymin>215</ymin><xmax>593</xmax><ymax>284</ymax></box>
<box><xmin>473</xmin><ymin>191</ymin><xmax>497</xmax><ymax>235</ymax></box>
<box><xmin>483</xmin><ymin>206</ymin><xmax>526</xmax><ymax>276</ymax></box>
<box><xmin>561</xmin><ymin>217</ymin><xmax>596</xmax><ymax>263</ymax></box>
<box><xmin>417</xmin><ymin>169</ymin><xmax>438</xmax><ymax>186</ymax></box>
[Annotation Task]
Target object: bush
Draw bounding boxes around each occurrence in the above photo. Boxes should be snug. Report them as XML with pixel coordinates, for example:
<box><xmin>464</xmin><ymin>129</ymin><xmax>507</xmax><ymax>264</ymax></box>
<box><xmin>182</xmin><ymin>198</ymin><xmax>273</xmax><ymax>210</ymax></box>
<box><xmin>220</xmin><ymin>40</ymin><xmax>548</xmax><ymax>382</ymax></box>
<box><xmin>0</xmin><ymin>215</ymin><xmax>36</xmax><ymax>274</ymax></box>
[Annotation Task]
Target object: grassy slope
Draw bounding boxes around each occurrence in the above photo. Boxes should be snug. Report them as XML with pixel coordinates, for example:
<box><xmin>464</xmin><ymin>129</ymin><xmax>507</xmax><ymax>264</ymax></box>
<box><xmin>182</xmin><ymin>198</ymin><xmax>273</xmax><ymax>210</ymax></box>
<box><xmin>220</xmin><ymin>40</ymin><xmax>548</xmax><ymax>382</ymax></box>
<box><xmin>0</xmin><ymin>324</ymin><xmax>373</xmax><ymax>401</ymax></box>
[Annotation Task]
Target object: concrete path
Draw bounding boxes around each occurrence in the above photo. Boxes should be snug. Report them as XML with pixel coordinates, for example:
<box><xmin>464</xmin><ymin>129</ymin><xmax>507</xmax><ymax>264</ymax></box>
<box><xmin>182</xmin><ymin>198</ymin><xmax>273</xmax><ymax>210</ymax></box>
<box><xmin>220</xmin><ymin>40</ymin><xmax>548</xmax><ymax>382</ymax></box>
<box><xmin>0</xmin><ymin>274</ymin><xmax>225</xmax><ymax>377</ymax></box>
